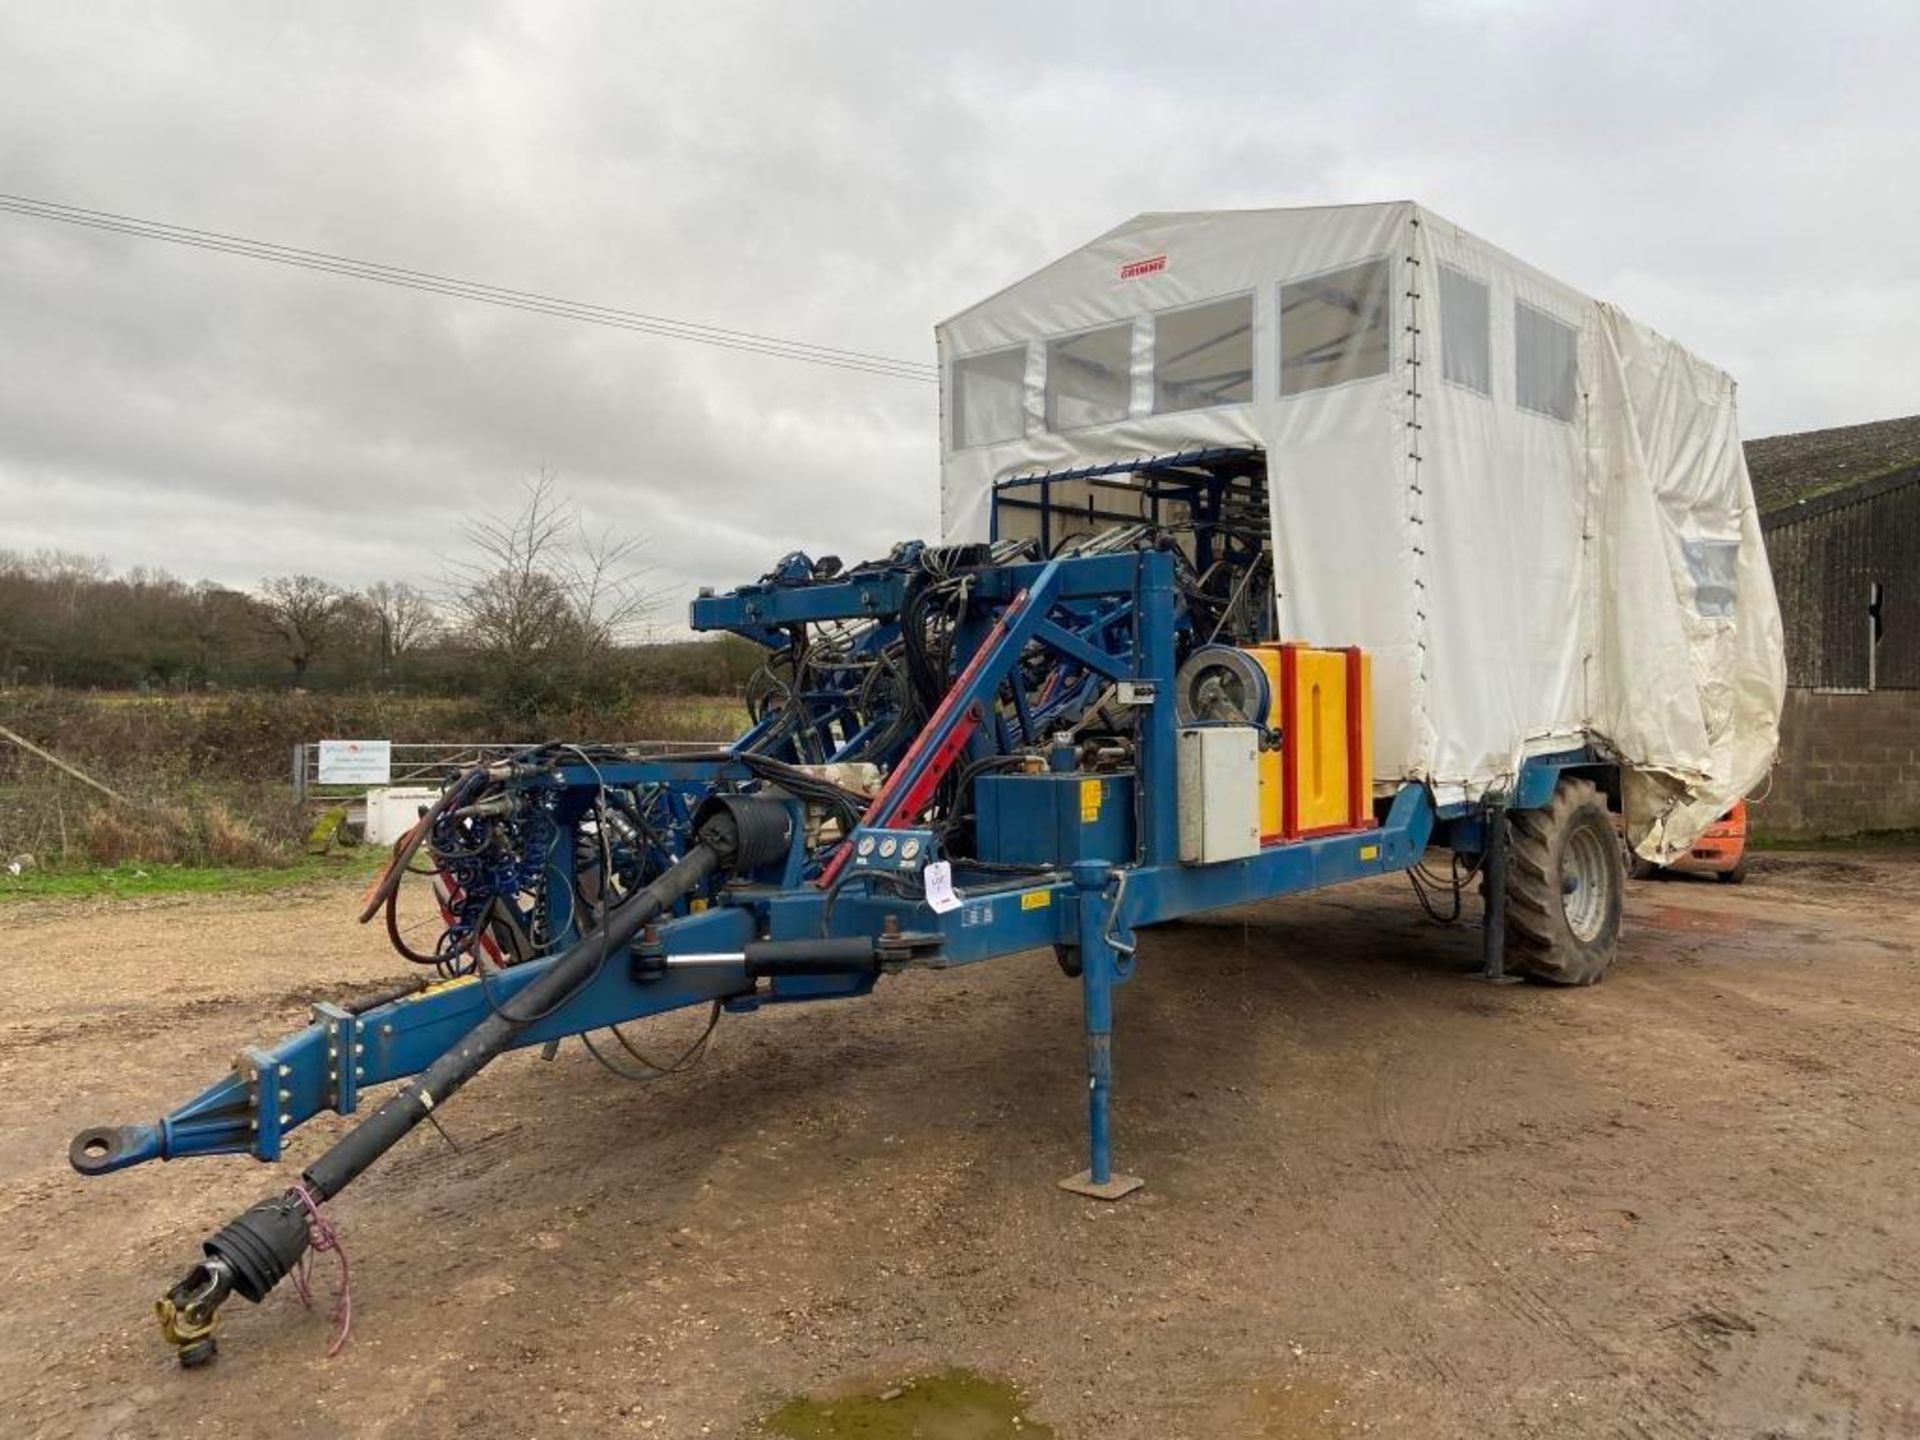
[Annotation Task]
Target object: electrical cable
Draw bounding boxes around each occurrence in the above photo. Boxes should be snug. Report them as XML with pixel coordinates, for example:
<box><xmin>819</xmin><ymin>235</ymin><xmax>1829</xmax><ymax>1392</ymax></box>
<box><xmin>1409</xmin><ymin>849</ymin><xmax>1481</xmax><ymax>925</ymax></box>
<box><xmin>580</xmin><ymin>1001</ymin><xmax>724</xmax><ymax>1082</ymax></box>
<box><xmin>0</xmin><ymin>192</ymin><xmax>936</xmax><ymax>383</ymax></box>
<box><xmin>817</xmin><ymin>866</ymin><xmax>922</xmax><ymax>937</ymax></box>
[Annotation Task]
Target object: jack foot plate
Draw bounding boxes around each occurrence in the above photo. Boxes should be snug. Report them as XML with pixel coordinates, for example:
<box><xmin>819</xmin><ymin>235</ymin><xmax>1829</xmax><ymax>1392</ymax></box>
<box><xmin>1058</xmin><ymin>1170</ymin><xmax>1144</xmax><ymax>1201</ymax></box>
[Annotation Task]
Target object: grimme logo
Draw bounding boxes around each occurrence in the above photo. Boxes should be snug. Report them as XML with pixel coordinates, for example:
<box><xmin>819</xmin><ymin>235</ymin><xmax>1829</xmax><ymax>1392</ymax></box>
<box><xmin>1119</xmin><ymin>254</ymin><xmax>1167</xmax><ymax>280</ymax></box>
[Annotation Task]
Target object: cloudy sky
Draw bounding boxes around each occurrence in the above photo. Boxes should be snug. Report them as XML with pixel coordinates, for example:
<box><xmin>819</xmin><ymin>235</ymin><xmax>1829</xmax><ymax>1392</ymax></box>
<box><xmin>1</xmin><ymin>1</ymin><xmax>1914</xmax><ymax>628</ymax></box>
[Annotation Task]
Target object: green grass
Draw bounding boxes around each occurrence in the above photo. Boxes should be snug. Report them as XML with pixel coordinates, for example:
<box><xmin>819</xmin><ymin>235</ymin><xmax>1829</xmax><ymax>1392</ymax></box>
<box><xmin>1750</xmin><ymin>828</ymin><xmax>1920</xmax><ymax>852</ymax></box>
<box><xmin>0</xmin><ymin>851</ymin><xmax>384</xmax><ymax>904</ymax></box>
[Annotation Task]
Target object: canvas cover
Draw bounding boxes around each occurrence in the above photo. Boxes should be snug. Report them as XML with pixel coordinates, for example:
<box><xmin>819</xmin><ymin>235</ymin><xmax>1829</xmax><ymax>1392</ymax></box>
<box><xmin>936</xmin><ymin>204</ymin><xmax>1785</xmax><ymax>860</ymax></box>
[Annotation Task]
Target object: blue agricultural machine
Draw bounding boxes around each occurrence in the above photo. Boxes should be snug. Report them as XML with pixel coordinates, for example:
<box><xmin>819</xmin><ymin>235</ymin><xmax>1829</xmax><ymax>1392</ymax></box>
<box><xmin>71</xmin><ymin>449</ymin><xmax>1628</xmax><ymax>1365</ymax></box>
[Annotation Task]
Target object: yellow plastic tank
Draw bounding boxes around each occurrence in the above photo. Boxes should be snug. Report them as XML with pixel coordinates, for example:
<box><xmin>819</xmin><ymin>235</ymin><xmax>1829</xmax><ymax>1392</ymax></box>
<box><xmin>1247</xmin><ymin>643</ymin><xmax>1374</xmax><ymax>839</ymax></box>
<box><xmin>1246</xmin><ymin>645</ymin><xmax>1285</xmax><ymax>843</ymax></box>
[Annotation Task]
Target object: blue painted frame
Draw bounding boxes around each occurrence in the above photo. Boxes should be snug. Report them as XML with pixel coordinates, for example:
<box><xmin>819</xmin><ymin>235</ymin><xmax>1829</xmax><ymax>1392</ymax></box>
<box><xmin>84</xmin><ymin>542</ymin><xmax>1607</xmax><ymax>1197</ymax></box>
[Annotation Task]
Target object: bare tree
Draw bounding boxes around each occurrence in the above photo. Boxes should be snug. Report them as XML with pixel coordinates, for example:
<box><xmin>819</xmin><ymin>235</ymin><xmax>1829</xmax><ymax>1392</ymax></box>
<box><xmin>185</xmin><ymin>583</ymin><xmax>258</xmax><ymax>687</ymax></box>
<box><xmin>362</xmin><ymin>581</ymin><xmax>439</xmax><ymax>674</ymax></box>
<box><xmin>446</xmin><ymin>472</ymin><xmax>656</xmax><ymax>665</ymax></box>
<box><xmin>257</xmin><ymin>574</ymin><xmax>343</xmax><ymax>686</ymax></box>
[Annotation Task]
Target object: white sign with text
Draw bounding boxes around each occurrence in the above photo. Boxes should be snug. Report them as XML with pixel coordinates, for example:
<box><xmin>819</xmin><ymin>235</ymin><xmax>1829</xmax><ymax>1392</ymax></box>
<box><xmin>317</xmin><ymin>739</ymin><xmax>392</xmax><ymax>785</ymax></box>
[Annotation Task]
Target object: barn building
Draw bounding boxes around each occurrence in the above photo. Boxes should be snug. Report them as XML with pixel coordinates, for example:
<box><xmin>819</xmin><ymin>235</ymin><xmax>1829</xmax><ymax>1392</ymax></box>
<box><xmin>1750</xmin><ymin>415</ymin><xmax>1920</xmax><ymax>835</ymax></box>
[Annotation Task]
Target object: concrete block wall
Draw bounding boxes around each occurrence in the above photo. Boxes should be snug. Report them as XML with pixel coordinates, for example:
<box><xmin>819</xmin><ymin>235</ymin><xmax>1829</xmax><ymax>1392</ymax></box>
<box><xmin>1756</xmin><ymin>688</ymin><xmax>1920</xmax><ymax>837</ymax></box>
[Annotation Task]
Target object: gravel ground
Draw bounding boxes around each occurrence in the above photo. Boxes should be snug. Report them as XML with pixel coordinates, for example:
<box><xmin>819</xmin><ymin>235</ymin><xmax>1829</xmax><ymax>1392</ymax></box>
<box><xmin>2</xmin><ymin>851</ymin><xmax>1916</xmax><ymax>1438</ymax></box>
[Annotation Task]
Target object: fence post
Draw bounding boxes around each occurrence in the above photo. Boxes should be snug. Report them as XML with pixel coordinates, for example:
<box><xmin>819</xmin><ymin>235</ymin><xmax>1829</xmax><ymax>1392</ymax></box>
<box><xmin>292</xmin><ymin>743</ymin><xmax>307</xmax><ymax>806</ymax></box>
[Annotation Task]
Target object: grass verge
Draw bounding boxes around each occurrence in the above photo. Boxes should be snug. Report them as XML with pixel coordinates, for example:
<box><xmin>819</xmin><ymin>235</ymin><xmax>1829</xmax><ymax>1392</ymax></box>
<box><xmin>0</xmin><ymin>852</ymin><xmax>384</xmax><ymax>904</ymax></box>
<box><xmin>1750</xmin><ymin>828</ymin><xmax>1920</xmax><ymax>852</ymax></box>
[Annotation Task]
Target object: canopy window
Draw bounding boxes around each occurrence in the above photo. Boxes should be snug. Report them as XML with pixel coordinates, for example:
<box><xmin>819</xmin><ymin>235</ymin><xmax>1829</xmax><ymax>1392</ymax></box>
<box><xmin>1045</xmin><ymin>322</ymin><xmax>1133</xmax><ymax>432</ymax></box>
<box><xmin>1152</xmin><ymin>295</ymin><xmax>1254</xmax><ymax>414</ymax></box>
<box><xmin>950</xmin><ymin>345</ymin><xmax>1028</xmax><ymax>450</ymax></box>
<box><xmin>1279</xmin><ymin>258</ymin><xmax>1392</xmax><ymax>396</ymax></box>
<box><xmin>1515</xmin><ymin>301</ymin><xmax>1578</xmax><ymax>422</ymax></box>
<box><xmin>1437</xmin><ymin>265</ymin><xmax>1491</xmax><ymax>395</ymax></box>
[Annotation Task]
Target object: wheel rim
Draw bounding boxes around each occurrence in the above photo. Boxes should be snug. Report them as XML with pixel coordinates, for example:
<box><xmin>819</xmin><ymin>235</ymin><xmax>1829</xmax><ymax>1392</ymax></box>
<box><xmin>1562</xmin><ymin>824</ymin><xmax>1612</xmax><ymax>943</ymax></box>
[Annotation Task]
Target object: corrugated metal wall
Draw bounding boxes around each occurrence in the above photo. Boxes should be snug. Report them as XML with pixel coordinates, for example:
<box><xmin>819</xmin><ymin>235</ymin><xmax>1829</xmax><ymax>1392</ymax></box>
<box><xmin>1762</xmin><ymin>468</ymin><xmax>1920</xmax><ymax>689</ymax></box>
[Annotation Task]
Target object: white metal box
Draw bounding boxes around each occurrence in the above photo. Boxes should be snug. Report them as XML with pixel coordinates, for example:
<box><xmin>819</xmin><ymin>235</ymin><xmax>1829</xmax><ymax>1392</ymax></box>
<box><xmin>363</xmin><ymin>786</ymin><xmax>441</xmax><ymax>845</ymax></box>
<box><xmin>1176</xmin><ymin>726</ymin><xmax>1260</xmax><ymax>864</ymax></box>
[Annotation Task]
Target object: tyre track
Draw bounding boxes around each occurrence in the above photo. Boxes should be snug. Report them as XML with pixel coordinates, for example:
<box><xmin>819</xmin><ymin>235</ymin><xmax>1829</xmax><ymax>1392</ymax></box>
<box><xmin>1366</xmin><ymin>1003</ymin><xmax>1711</xmax><ymax>1440</ymax></box>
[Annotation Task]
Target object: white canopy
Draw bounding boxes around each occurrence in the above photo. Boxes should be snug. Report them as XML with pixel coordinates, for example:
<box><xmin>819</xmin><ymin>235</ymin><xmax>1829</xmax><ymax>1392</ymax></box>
<box><xmin>936</xmin><ymin>203</ymin><xmax>1784</xmax><ymax>858</ymax></box>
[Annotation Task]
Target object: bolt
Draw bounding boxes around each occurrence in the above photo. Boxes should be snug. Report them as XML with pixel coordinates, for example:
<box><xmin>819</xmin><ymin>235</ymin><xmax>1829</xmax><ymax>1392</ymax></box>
<box><xmin>882</xmin><ymin>914</ymin><xmax>901</xmax><ymax>939</ymax></box>
<box><xmin>354</xmin><ymin>1067</ymin><xmax>364</xmax><ymax>1079</ymax></box>
<box><xmin>278</xmin><ymin>1088</ymin><xmax>291</xmax><ymax>1102</ymax></box>
<box><xmin>278</xmin><ymin>1065</ymin><xmax>290</xmax><ymax>1078</ymax></box>
<box><xmin>279</xmin><ymin>1114</ymin><xmax>290</xmax><ymax>1126</ymax></box>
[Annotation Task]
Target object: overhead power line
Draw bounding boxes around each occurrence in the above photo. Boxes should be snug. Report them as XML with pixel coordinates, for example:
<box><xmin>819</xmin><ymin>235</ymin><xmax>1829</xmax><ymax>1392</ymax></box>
<box><xmin>0</xmin><ymin>192</ymin><xmax>937</xmax><ymax>383</ymax></box>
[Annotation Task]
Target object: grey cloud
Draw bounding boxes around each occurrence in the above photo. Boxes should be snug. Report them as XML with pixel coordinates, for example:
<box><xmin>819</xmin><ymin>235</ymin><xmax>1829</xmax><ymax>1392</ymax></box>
<box><xmin>1</xmin><ymin>0</ymin><xmax>1913</xmax><ymax>624</ymax></box>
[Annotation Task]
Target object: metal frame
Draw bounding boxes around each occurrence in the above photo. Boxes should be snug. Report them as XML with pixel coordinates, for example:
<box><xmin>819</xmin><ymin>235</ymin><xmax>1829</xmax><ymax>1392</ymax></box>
<box><xmin>84</xmin><ymin>538</ymin><xmax>1598</xmax><ymax>1198</ymax></box>
<box><xmin>290</xmin><ymin>739</ymin><xmax>721</xmax><ymax>805</ymax></box>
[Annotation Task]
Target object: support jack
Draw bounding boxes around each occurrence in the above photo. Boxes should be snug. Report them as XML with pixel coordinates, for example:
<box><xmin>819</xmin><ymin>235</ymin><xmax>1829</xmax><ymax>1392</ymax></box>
<box><xmin>1476</xmin><ymin>790</ymin><xmax>1523</xmax><ymax>986</ymax></box>
<box><xmin>1060</xmin><ymin>861</ymin><xmax>1146</xmax><ymax>1201</ymax></box>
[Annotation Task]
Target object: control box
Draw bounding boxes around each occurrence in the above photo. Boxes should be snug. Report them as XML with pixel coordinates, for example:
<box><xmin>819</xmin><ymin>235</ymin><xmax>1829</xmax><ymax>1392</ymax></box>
<box><xmin>1177</xmin><ymin>725</ymin><xmax>1260</xmax><ymax>864</ymax></box>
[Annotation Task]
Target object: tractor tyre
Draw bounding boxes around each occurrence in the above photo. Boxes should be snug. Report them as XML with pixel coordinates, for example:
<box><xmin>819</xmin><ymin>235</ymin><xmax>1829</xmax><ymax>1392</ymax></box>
<box><xmin>1506</xmin><ymin>777</ymin><xmax>1623</xmax><ymax>986</ymax></box>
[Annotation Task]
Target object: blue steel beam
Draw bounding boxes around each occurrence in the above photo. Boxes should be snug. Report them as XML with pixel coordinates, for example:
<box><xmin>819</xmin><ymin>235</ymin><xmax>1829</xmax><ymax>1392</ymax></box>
<box><xmin>88</xmin><ymin>781</ymin><xmax>1432</xmax><ymax>1176</ymax></box>
<box><xmin>689</xmin><ymin>571</ymin><xmax>912</xmax><ymax>633</ymax></box>
<box><xmin>78</xmin><ymin>905</ymin><xmax>758</xmax><ymax>1172</ymax></box>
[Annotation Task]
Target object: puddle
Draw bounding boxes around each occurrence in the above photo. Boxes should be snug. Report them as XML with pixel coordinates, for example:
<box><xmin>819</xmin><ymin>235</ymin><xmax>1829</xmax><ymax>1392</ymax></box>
<box><xmin>1225</xmin><ymin>1378</ymin><xmax>1351</xmax><ymax>1439</ymax></box>
<box><xmin>756</xmin><ymin>1369</ymin><xmax>1053</xmax><ymax>1439</ymax></box>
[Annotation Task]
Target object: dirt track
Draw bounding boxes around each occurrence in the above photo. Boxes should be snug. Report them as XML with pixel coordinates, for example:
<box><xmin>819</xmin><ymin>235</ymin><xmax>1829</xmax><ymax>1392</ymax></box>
<box><xmin>2</xmin><ymin>852</ymin><xmax>1917</xmax><ymax>1438</ymax></box>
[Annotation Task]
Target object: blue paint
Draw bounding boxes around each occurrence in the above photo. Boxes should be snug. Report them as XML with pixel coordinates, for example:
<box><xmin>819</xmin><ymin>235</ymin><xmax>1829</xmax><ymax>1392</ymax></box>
<box><xmin>975</xmin><ymin>772</ymin><xmax>1136</xmax><ymax>869</ymax></box>
<box><xmin>89</xmin><ymin>522</ymin><xmax>1607</xmax><ymax>1197</ymax></box>
<box><xmin>1074</xmin><ymin>860</ymin><xmax>1119</xmax><ymax>1185</ymax></box>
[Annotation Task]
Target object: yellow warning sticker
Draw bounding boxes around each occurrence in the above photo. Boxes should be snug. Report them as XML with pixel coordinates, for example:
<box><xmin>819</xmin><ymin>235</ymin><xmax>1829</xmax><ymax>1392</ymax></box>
<box><xmin>1079</xmin><ymin>778</ymin><xmax>1102</xmax><ymax>823</ymax></box>
<box><xmin>1359</xmin><ymin>844</ymin><xmax>1380</xmax><ymax>861</ymax></box>
<box><xmin>406</xmin><ymin>974</ymin><xmax>479</xmax><ymax>1002</ymax></box>
<box><xmin>1021</xmin><ymin>890</ymin><xmax>1052</xmax><ymax>911</ymax></box>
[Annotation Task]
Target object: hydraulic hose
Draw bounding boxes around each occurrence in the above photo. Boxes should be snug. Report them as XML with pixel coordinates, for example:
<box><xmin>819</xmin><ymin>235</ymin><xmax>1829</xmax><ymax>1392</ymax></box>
<box><xmin>307</xmin><ymin>840</ymin><xmax>721</xmax><ymax>1200</ymax></box>
<box><xmin>158</xmin><ymin>791</ymin><xmax>796</xmax><ymax>1365</ymax></box>
<box><xmin>158</xmin><ymin>838</ymin><xmax>727</xmax><ymax>1365</ymax></box>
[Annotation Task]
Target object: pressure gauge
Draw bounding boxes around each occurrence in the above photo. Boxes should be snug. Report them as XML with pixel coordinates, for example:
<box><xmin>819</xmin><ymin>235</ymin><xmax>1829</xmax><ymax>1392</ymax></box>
<box><xmin>900</xmin><ymin>838</ymin><xmax>921</xmax><ymax>861</ymax></box>
<box><xmin>856</xmin><ymin>836</ymin><xmax>876</xmax><ymax>857</ymax></box>
<box><xmin>878</xmin><ymin>836</ymin><xmax>898</xmax><ymax>858</ymax></box>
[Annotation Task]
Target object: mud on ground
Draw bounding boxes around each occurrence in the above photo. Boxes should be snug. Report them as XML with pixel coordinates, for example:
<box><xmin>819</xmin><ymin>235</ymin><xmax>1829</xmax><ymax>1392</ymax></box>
<box><xmin>1</xmin><ymin>852</ymin><xmax>1916</xmax><ymax>1438</ymax></box>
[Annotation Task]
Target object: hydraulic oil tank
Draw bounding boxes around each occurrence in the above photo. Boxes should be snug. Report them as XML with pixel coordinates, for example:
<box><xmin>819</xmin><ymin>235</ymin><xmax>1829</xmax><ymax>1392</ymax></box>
<box><xmin>974</xmin><ymin>770</ymin><xmax>1136</xmax><ymax>867</ymax></box>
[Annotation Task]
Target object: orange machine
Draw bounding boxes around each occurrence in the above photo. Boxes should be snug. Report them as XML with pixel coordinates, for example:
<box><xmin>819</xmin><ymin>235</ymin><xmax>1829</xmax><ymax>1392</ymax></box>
<box><xmin>1621</xmin><ymin>800</ymin><xmax>1749</xmax><ymax>883</ymax></box>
